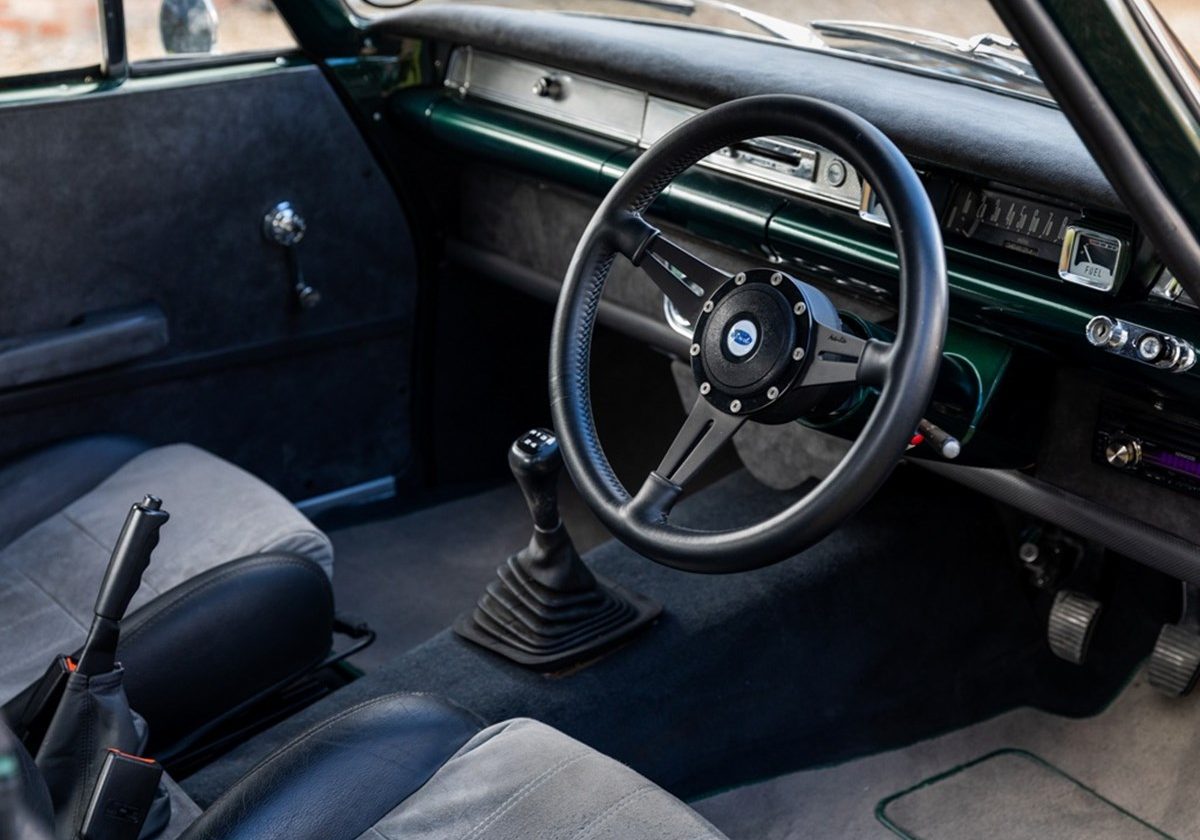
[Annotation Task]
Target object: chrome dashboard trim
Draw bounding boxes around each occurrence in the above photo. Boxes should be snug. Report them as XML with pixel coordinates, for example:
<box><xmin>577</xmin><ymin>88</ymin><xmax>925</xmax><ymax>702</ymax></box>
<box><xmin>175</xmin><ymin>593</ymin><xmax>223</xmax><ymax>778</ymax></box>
<box><xmin>444</xmin><ymin>47</ymin><xmax>647</xmax><ymax>144</ymax></box>
<box><xmin>446</xmin><ymin>47</ymin><xmax>868</xmax><ymax>211</ymax></box>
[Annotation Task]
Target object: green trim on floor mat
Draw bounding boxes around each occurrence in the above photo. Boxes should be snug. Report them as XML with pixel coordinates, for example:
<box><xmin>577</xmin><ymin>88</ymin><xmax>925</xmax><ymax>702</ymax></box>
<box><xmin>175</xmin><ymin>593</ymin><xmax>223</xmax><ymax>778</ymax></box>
<box><xmin>876</xmin><ymin>749</ymin><xmax>1175</xmax><ymax>840</ymax></box>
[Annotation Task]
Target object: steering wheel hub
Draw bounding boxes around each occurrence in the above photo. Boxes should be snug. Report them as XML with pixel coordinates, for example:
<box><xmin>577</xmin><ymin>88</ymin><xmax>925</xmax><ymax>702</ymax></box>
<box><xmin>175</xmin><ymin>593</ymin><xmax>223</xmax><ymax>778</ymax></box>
<box><xmin>692</xmin><ymin>267</ymin><xmax>846</xmax><ymax>419</ymax></box>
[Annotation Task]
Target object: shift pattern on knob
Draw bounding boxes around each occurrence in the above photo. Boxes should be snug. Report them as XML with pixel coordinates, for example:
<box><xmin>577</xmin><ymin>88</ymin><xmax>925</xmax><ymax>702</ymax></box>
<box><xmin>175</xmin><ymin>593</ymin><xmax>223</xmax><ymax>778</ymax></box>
<box><xmin>510</xmin><ymin>429</ymin><xmax>562</xmax><ymax>532</ymax></box>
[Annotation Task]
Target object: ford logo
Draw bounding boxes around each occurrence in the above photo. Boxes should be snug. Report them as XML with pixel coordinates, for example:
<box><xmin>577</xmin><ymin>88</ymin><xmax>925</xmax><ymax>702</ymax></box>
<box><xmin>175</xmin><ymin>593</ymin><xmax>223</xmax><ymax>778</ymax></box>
<box><xmin>725</xmin><ymin>318</ymin><xmax>758</xmax><ymax>358</ymax></box>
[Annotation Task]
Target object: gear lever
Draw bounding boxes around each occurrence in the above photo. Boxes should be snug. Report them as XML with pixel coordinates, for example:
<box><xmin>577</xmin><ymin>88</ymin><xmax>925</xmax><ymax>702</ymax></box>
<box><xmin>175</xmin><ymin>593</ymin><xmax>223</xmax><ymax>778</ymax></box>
<box><xmin>507</xmin><ymin>429</ymin><xmax>597</xmax><ymax>592</ymax></box>
<box><xmin>454</xmin><ymin>429</ymin><xmax>661</xmax><ymax>671</ymax></box>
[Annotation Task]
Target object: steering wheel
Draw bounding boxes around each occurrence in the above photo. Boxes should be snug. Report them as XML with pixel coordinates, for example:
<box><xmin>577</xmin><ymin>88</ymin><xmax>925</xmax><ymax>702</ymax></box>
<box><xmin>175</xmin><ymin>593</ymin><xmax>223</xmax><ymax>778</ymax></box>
<box><xmin>550</xmin><ymin>95</ymin><xmax>948</xmax><ymax>573</ymax></box>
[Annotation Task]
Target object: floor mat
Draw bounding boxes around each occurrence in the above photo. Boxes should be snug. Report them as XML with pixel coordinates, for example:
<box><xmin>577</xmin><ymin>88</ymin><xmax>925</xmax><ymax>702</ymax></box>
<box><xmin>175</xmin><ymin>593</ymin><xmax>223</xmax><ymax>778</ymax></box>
<box><xmin>693</xmin><ymin>672</ymin><xmax>1200</xmax><ymax>839</ymax></box>
<box><xmin>878</xmin><ymin>750</ymin><xmax>1170</xmax><ymax>840</ymax></box>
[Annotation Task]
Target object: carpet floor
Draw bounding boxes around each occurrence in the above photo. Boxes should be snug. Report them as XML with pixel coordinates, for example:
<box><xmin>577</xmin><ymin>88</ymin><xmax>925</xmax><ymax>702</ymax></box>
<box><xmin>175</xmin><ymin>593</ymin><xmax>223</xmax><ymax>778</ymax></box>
<box><xmin>694</xmin><ymin>668</ymin><xmax>1196</xmax><ymax>839</ymax></box>
<box><xmin>185</xmin><ymin>466</ymin><xmax>1146</xmax><ymax>809</ymax></box>
<box><xmin>329</xmin><ymin>478</ymin><xmax>614</xmax><ymax>670</ymax></box>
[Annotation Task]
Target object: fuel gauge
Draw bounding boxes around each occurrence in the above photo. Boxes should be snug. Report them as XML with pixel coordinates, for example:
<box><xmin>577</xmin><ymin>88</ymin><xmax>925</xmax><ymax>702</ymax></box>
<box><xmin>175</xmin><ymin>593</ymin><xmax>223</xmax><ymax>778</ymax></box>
<box><xmin>1059</xmin><ymin>226</ymin><xmax>1125</xmax><ymax>292</ymax></box>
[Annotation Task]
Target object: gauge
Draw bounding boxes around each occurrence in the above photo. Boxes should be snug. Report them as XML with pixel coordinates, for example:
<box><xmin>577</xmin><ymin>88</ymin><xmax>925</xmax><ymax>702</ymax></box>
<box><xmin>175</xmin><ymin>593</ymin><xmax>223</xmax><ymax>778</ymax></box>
<box><xmin>1059</xmin><ymin>226</ymin><xmax>1125</xmax><ymax>292</ymax></box>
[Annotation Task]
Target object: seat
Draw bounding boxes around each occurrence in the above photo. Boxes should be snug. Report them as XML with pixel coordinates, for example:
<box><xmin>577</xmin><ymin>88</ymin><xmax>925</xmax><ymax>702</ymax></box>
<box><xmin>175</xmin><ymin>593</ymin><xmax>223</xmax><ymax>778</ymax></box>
<box><xmin>4</xmin><ymin>693</ymin><xmax>728</xmax><ymax>840</ymax></box>
<box><xmin>0</xmin><ymin>436</ymin><xmax>336</xmax><ymax>755</ymax></box>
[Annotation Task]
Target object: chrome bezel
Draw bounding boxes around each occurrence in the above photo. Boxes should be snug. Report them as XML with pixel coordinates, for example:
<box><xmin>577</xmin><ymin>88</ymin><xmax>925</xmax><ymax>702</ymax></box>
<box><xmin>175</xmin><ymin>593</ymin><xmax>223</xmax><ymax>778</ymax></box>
<box><xmin>857</xmin><ymin>182</ymin><xmax>890</xmax><ymax>227</ymax></box>
<box><xmin>1058</xmin><ymin>226</ymin><xmax>1125</xmax><ymax>292</ymax></box>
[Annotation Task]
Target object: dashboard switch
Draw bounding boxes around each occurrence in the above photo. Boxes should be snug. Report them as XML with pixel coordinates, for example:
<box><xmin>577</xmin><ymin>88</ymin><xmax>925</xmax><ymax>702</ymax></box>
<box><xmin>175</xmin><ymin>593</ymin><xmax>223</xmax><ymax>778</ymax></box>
<box><xmin>1136</xmin><ymin>333</ymin><xmax>1166</xmax><ymax>363</ymax></box>
<box><xmin>1085</xmin><ymin>315</ymin><xmax>1128</xmax><ymax>350</ymax></box>
<box><xmin>1104</xmin><ymin>435</ymin><xmax>1142</xmax><ymax>469</ymax></box>
<box><xmin>1084</xmin><ymin>316</ymin><xmax>1195</xmax><ymax>373</ymax></box>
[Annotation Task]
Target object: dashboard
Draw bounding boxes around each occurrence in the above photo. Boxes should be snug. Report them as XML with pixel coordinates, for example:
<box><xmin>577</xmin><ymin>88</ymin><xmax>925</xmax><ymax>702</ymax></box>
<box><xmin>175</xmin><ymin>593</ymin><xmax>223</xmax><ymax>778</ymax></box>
<box><xmin>374</xmin><ymin>5</ymin><xmax>1200</xmax><ymax>560</ymax></box>
<box><xmin>444</xmin><ymin>45</ymin><xmax>1159</xmax><ymax>306</ymax></box>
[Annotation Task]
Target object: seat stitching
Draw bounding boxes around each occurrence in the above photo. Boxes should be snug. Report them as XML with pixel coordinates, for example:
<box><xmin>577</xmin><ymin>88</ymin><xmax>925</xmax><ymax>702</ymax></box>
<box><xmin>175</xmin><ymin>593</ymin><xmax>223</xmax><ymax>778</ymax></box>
<box><xmin>6</xmin><ymin>562</ymin><xmax>89</xmax><ymax>632</ymax></box>
<box><xmin>256</xmin><ymin>527</ymin><xmax>332</xmax><ymax>554</ymax></box>
<box><xmin>570</xmin><ymin>784</ymin><xmax>657</xmax><ymax>840</ymax></box>
<box><xmin>60</xmin><ymin>510</ymin><xmax>115</xmax><ymax>553</ymax></box>
<box><xmin>459</xmin><ymin>749</ymin><xmax>592</xmax><ymax>840</ymax></box>
<box><xmin>62</xmin><ymin>511</ymin><xmax>171</xmax><ymax>595</ymax></box>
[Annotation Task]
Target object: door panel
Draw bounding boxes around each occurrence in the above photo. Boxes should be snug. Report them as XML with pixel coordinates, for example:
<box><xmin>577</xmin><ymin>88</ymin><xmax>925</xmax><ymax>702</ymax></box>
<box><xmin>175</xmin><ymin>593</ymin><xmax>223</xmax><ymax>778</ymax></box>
<box><xmin>0</xmin><ymin>64</ymin><xmax>419</xmax><ymax>497</ymax></box>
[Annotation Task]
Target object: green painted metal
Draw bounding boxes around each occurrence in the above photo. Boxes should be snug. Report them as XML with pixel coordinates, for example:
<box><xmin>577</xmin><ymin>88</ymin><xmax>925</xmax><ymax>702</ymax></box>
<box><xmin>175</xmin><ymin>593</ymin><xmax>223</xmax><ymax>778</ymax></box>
<box><xmin>395</xmin><ymin>92</ymin><xmax>627</xmax><ymax>192</ymax></box>
<box><xmin>327</xmin><ymin>43</ymin><xmax>426</xmax><ymax>100</ymax></box>
<box><xmin>272</xmin><ymin>0</ymin><xmax>364</xmax><ymax>56</ymax></box>
<box><xmin>1039</xmin><ymin>0</ymin><xmax>1200</xmax><ymax>238</ymax></box>
<box><xmin>808</xmin><ymin>314</ymin><xmax>1013</xmax><ymax>451</ymax></box>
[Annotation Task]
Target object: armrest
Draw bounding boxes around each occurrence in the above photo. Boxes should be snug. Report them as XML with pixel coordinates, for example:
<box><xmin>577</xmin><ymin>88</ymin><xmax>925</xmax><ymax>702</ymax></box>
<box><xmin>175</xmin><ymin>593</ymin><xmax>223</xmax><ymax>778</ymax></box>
<box><xmin>0</xmin><ymin>304</ymin><xmax>168</xmax><ymax>390</ymax></box>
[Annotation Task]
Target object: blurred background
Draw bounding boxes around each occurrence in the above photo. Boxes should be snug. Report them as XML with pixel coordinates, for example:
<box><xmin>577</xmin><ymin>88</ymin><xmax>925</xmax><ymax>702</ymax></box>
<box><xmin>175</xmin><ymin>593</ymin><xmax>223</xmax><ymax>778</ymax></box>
<box><xmin>0</xmin><ymin>0</ymin><xmax>1196</xmax><ymax>87</ymax></box>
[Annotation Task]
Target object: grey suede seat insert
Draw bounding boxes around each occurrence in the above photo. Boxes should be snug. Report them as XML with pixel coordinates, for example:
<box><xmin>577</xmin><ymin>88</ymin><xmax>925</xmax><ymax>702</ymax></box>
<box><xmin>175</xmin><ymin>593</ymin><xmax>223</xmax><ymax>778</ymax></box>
<box><xmin>359</xmin><ymin>718</ymin><xmax>728</xmax><ymax>840</ymax></box>
<box><xmin>0</xmin><ymin>443</ymin><xmax>334</xmax><ymax>703</ymax></box>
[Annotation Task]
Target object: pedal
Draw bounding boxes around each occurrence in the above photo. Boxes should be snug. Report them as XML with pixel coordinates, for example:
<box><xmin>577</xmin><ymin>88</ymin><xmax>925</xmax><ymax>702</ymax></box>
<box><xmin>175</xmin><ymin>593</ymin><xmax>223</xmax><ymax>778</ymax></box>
<box><xmin>1149</xmin><ymin>625</ymin><xmax>1200</xmax><ymax>696</ymax></box>
<box><xmin>1149</xmin><ymin>582</ymin><xmax>1200</xmax><ymax>697</ymax></box>
<box><xmin>1047</xmin><ymin>589</ymin><xmax>1103</xmax><ymax>664</ymax></box>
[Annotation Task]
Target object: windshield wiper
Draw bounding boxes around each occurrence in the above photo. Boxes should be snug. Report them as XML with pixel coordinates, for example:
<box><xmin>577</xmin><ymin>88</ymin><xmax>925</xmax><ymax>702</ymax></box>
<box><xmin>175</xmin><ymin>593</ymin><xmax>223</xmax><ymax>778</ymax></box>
<box><xmin>809</xmin><ymin>20</ymin><xmax>1042</xmax><ymax>84</ymax></box>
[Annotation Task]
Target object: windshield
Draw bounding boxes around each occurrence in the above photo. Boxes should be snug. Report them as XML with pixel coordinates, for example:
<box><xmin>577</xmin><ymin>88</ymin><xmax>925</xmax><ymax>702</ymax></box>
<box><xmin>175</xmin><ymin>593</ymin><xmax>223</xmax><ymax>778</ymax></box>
<box><xmin>350</xmin><ymin>0</ymin><xmax>1200</xmax><ymax>104</ymax></box>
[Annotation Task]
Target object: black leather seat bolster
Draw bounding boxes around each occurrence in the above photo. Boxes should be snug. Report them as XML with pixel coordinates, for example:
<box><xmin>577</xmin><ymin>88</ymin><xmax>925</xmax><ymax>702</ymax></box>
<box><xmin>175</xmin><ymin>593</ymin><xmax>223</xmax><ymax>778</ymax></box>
<box><xmin>116</xmin><ymin>553</ymin><xmax>335</xmax><ymax>758</ymax></box>
<box><xmin>3</xmin><ymin>719</ymin><xmax>54</xmax><ymax>830</ymax></box>
<box><xmin>0</xmin><ymin>435</ymin><xmax>147</xmax><ymax>550</ymax></box>
<box><xmin>178</xmin><ymin>693</ymin><xmax>483</xmax><ymax>840</ymax></box>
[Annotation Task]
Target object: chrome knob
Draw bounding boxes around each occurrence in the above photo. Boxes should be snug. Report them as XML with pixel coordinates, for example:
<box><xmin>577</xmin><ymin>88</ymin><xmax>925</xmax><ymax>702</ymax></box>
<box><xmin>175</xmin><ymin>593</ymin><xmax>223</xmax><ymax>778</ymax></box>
<box><xmin>263</xmin><ymin>201</ymin><xmax>306</xmax><ymax>247</ymax></box>
<box><xmin>1136</xmin><ymin>333</ymin><xmax>1166</xmax><ymax>363</ymax></box>
<box><xmin>1085</xmin><ymin>315</ymin><xmax>1127</xmax><ymax>349</ymax></box>
<box><xmin>1104</xmin><ymin>435</ymin><xmax>1142</xmax><ymax>469</ymax></box>
<box><xmin>532</xmin><ymin>75</ymin><xmax>566</xmax><ymax>101</ymax></box>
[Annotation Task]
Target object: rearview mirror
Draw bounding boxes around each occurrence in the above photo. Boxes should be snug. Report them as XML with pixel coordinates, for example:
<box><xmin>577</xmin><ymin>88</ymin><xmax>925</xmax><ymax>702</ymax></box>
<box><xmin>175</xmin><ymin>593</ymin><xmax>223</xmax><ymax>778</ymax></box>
<box><xmin>159</xmin><ymin>0</ymin><xmax>219</xmax><ymax>55</ymax></box>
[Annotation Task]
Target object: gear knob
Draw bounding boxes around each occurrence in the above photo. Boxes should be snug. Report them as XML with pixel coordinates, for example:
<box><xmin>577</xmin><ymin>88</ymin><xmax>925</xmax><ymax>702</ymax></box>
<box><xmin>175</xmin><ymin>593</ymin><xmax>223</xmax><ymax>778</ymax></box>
<box><xmin>509</xmin><ymin>429</ymin><xmax>562</xmax><ymax>532</ymax></box>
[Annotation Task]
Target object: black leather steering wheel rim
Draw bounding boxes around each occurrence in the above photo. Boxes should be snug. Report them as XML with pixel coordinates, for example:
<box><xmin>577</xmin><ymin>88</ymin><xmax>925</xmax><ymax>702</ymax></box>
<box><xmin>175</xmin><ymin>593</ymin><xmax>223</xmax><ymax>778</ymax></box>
<box><xmin>550</xmin><ymin>94</ymin><xmax>948</xmax><ymax>573</ymax></box>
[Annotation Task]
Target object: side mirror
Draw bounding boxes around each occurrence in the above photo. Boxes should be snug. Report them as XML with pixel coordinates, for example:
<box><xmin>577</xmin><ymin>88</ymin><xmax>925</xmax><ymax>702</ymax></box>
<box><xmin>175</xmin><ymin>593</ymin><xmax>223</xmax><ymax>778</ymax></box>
<box><xmin>159</xmin><ymin>0</ymin><xmax>220</xmax><ymax>55</ymax></box>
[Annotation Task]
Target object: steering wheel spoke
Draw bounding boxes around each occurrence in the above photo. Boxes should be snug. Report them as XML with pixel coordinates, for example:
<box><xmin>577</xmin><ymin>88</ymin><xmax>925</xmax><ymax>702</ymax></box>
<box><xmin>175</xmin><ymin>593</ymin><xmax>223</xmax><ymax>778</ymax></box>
<box><xmin>657</xmin><ymin>396</ymin><xmax>745</xmax><ymax>488</ymax></box>
<box><xmin>799</xmin><ymin>325</ymin><xmax>890</xmax><ymax>389</ymax></box>
<box><xmin>617</xmin><ymin>216</ymin><xmax>729</xmax><ymax>323</ymax></box>
<box><xmin>627</xmin><ymin>396</ymin><xmax>744</xmax><ymax>524</ymax></box>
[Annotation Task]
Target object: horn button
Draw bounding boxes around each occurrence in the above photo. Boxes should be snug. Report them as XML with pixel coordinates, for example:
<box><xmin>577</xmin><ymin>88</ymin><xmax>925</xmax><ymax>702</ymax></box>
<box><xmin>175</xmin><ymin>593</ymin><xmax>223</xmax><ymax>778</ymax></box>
<box><xmin>692</xmin><ymin>268</ymin><xmax>818</xmax><ymax>417</ymax></box>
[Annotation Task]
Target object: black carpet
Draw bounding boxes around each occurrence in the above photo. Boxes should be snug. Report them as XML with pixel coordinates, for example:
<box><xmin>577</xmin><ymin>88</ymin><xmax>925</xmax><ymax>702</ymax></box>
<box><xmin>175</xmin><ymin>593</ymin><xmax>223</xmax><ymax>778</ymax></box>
<box><xmin>184</xmin><ymin>465</ymin><xmax>1152</xmax><ymax>807</ymax></box>
<box><xmin>329</xmin><ymin>475</ymin><xmax>620</xmax><ymax>669</ymax></box>
<box><xmin>330</xmin><ymin>484</ymin><xmax>534</xmax><ymax>670</ymax></box>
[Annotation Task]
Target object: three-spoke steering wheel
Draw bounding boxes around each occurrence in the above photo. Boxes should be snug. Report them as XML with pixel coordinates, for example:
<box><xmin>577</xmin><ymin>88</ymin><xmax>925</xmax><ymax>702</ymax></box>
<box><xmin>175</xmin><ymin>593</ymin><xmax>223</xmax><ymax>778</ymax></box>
<box><xmin>550</xmin><ymin>95</ymin><xmax>948</xmax><ymax>573</ymax></box>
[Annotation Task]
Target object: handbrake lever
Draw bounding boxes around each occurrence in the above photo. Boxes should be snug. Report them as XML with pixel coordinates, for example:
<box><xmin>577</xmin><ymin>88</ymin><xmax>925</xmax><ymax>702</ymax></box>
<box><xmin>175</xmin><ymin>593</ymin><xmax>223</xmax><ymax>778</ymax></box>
<box><xmin>74</xmin><ymin>496</ymin><xmax>170</xmax><ymax>676</ymax></box>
